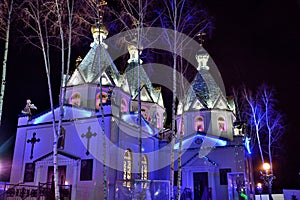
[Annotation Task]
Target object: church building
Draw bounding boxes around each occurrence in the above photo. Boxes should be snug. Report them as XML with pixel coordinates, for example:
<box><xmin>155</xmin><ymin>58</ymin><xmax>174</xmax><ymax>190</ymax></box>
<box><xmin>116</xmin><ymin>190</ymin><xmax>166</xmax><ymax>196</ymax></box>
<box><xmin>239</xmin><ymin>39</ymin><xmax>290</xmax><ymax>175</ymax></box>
<box><xmin>6</xmin><ymin>23</ymin><xmax>254</xmax><ymax>200</ymax></box>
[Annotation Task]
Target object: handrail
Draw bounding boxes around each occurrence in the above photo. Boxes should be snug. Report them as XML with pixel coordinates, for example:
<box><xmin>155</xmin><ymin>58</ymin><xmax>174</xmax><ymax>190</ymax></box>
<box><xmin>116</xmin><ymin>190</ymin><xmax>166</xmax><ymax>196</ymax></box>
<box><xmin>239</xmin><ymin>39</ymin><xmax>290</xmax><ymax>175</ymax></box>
<box><xmin>0</xmin><ymin>182</ymin><xmax>72</xmax><ymax>200</ymax></box>
<box><xmin>0</xmin><ymin>182</ymin><xmax>23</xmax><ymax>199</ymax></box>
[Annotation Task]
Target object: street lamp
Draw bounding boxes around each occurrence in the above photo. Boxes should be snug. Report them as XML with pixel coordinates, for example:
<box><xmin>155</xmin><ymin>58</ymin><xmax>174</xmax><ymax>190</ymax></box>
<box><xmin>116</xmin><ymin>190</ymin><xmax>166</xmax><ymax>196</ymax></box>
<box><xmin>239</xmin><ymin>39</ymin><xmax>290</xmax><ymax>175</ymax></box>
<box><xmin>256</xmin><ymin>183</ymin><xmax>263</xmax><ymax>200</ymax></box>
<box><xmin>260</xmin><ymin>162</ymin><xmax>275</xmax><ymax>200</ymax></box>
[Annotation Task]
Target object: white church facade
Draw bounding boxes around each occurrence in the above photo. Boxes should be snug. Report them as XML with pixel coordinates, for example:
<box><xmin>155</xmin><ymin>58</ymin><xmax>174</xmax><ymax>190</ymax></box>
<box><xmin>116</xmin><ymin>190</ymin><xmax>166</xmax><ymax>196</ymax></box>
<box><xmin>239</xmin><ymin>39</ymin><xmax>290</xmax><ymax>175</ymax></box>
<box><xmin>5</xmin><ymin>25</ymin><xmax>254</xmax><ymax>200</ymax></box>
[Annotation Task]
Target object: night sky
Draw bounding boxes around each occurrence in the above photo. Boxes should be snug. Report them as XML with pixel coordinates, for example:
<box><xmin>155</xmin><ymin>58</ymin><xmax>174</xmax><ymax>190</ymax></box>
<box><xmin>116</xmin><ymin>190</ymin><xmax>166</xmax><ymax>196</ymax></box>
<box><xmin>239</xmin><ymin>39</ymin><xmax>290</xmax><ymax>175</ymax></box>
<box><xmin>0</xmin><ymin>0</ymin><xmax>300</xmax><ymax>191</ymax></box>
<box><xmin>203</xmin><ymin>0</ymin><xmax>300</xmax><ymax>190</ymax></box>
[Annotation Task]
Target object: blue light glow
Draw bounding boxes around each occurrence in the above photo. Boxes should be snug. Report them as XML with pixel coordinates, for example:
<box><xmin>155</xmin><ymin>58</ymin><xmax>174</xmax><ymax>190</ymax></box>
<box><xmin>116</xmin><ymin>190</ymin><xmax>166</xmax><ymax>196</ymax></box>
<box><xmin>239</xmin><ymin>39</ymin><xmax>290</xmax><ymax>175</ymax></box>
<box><xmin>174</xmin><ymin>134</ymin><xmax>227</xmax><ymax>150</ymax></box>
<box><xmin>32</xmin><ymin>106</ymin><xmax>93</xmax><ymax>125</ymax></box>
<box><xmin>245</xmin><ymin>137</ymin><xmax>251</xmax><ymax>154</ymax></box>
<box><xmin>121</xmin><ymin>114</ymin><xmax>154</xmax><ymax>134</ymax></box>
<box><xmin>32</xmin><ymin>111</ymin><xmax>52</xmax><ymax>124</ymax></box>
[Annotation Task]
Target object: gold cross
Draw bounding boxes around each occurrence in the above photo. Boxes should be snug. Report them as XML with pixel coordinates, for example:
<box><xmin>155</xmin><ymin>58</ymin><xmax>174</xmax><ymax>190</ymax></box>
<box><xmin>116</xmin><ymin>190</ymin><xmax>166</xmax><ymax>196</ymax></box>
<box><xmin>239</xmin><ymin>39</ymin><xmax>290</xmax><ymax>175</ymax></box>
<box><xmin>196</xmin><ymin>32</ymin><xmax>206</xmax><ymax>46</ymax></box>
<box><xmin>97</xmin><ymin>0</ymin><xmax>107</xmax><ymax>23</ymax></box>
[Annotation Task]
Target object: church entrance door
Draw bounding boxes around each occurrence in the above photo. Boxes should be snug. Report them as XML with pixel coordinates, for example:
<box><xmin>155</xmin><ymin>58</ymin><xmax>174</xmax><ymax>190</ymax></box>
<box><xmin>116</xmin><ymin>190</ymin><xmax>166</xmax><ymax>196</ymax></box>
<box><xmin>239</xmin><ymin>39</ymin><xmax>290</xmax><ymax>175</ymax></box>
<box><xmin>193</xmin><ymin>172</ymin><xmax>209</xmax><ymax>200</ymax></box>
<box><xmin>47</xmin><ymin>165</ymin><xmax>67</xmax><ymax>185</ymax></box>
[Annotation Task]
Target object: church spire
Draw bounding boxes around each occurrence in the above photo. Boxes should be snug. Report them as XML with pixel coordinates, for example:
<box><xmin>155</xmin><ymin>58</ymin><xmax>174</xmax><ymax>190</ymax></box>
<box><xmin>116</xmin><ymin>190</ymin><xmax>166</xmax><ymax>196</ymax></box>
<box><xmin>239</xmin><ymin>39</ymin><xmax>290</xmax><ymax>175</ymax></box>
<box><xmin>195</xmin><ymin>32</ymin><xmax>209</xmax><ymax>70</ymax></box>
<box><xmin>127</xmin><ymin>20</ymin><xmax>143</xmax><ymax>64</ymax></box>
<box><xmin>90</xmin><ymin>0</ymin><xmax>108</xmax><ymax>48</ymax></box>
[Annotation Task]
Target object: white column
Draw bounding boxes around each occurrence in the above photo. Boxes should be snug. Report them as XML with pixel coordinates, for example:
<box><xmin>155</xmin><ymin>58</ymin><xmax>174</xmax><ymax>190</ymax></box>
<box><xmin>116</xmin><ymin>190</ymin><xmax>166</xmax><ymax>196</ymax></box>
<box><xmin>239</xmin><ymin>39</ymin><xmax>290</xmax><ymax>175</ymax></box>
<box><xmin>35</xmin><ymin>164</ymin><xmax>42</xmax><ymax>185</ymax></box>
<box><xmin>209</xmin><ymin>167</ymin><xmax>217</xmax><ymax>200</ymax></box>
<box><xmin>71</xmin><ymin>161</ymin><xmax>79</xmax><ymax>200</ymax></box>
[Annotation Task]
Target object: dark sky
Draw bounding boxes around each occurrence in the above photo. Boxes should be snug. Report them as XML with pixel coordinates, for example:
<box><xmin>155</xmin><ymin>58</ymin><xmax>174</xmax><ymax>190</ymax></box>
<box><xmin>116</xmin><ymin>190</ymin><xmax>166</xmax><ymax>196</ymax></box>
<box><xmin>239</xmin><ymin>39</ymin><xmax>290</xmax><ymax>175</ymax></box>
<box><xmin>203</xmin><ymin>0</ymin><xmax>300</xmax><ymax>189</ymax></box>
<box><xmin>1</xmin><ymin>0</ymin><xmax>300</xmax><ymax>190</ymax></box>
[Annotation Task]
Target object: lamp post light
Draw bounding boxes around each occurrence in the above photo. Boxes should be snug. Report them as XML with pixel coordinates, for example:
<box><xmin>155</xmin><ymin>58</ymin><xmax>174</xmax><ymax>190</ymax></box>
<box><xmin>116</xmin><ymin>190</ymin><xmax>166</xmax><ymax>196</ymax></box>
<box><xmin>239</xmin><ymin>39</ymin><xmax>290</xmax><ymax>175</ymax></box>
<box><xmin>256</xmin><ymin>183</ymin><xmax>263</xmax><ymax>200</ymax></box>
<box><xmin>260</xmin><ymin>162</ymin><xmax>275</xmax><ymax>200</ymax></box>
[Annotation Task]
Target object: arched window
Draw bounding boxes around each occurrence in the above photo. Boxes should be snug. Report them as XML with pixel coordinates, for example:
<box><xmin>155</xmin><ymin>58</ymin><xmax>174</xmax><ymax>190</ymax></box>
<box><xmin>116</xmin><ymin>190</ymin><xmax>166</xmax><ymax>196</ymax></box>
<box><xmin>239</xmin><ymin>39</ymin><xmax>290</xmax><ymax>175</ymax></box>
<box><xmin>95</xmin><ymin>92</ymin><xmax>108</xmax><ymax>110</ymax></box>
<box><xmin>218</xmin><ymin>116</ymin><xmax>226</xmax><ymax>132</ymax></box>
<box><xmin>194</xmin><ymin>116</ymin><xmax>205</xmax><ymax>132</ymax></box>
<box><xmin>156</xmin><ymin>112</ymin><xmax>161</xmax><ymax>129</ymax></box>
<box><xmin>141</xmin><ymin>106</ymin><xmax>149</xmax><ymax>121</ymax></box>
<box><xmin>123</xmin><ymin>149</ymin><xmax>133</xmax><ymax>187</ymax></box>
<box><xmin>121</xmin><ymin>98</ymin><xmax>128</xmax><ymax>113</ymax></box>
<box><xmin>69</xmin><ymin>92</ymin><xmax>81</xmax><ymax>106</ymax></box>
<box><xmin>141</xmin><ymin>155</ymin><xmax>148</xmax><ymax>180</ymax></box>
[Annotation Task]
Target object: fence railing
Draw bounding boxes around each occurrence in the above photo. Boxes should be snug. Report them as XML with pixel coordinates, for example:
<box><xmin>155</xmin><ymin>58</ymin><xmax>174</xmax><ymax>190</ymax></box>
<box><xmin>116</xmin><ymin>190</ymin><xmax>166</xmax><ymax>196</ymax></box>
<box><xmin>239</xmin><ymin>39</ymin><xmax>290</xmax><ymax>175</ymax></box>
<box><xmin>115</xmin><ymin>179</ymin><xmax>170</xmax><ymax>200</ymax></box>
<box><xmin>0</xmin><ymin>182</ymin><xmax>72</xmax><ymax>200</ymax></box>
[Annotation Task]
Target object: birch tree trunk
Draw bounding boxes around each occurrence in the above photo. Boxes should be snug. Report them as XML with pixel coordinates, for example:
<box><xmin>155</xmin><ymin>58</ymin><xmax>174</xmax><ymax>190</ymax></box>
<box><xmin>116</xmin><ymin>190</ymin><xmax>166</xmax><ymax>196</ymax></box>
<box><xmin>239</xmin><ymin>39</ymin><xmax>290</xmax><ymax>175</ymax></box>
<box><xmin>169</xmin><ymin>0</ymin><xmax>177</xmax><ymax>198</ymax></box>
<box><xmin>0</xmin><ymin>0</ymin><xmax>13</xmax><ymax>125</ymax></box>
<box><xmin>176</xmin><ymin>113</ymin><xmax>184</xmax><ymax>200</ymax></box>
<box><xmin>243</xmin><ymin>88</ymin><xmax>265</xmax><ymax>165</ymax></box>
<box><xmin>21</xmin><ymin>1</ymin><xmax>60</xmax><ymax>198</ymax></box>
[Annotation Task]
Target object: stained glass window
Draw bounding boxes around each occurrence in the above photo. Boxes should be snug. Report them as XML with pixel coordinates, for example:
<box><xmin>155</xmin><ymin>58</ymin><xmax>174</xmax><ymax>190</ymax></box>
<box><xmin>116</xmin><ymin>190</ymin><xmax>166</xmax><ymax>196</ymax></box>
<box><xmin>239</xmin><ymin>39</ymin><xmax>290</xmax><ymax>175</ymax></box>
<box><xmin>194</xmin><ymin>116</ymin><xmax>205</xmax><ymax>132</ymax></box>
<box><xmin>95</xmin><ymin>92</ymin><xmax>108</xmax><ymax>109</ymax></box>
<box><xmin>218</xmin><ymin>116</ymin><xmax>226</xmax><ymax>132</ymax></box>
<box><xmin>121</xmin><ymin>98</ymin><xmax>128</xmax><ymax>112</ymax></box>
<box><xmin>141</xmin><ymin>155</ymin><xmax>148</xmax><ymax>180</ymax></box>
<box><xmin>123</xmin><ymin>149</ymin><xmax>133</xmax><ymax>187</ymax></box>
<box><xmin>69</xmin><ymin>92</ymin><xmax>81</xmax><ymax>106</ymax></box>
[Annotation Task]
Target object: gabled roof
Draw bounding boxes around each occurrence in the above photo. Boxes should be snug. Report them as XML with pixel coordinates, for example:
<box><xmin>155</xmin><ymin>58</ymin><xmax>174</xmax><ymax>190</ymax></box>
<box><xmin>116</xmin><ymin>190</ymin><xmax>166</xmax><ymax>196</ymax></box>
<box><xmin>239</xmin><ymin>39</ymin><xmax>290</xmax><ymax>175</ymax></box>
<box><xmin>33</xmin><ymin>151</ymin><xmax>80</xmax><ymax>164</ymax></box>
<box><xmin>68</xmin><ymin>44</ymin><xmax>120</xmax><ymax>86</ymax></box>
<box><xmin>132</xmin><ymin>84</ymin><xmax>154</xmax><ymax>102</ymax></box>
<box><xmin>67</xmin><ymin>68</ymin><xmax>85</xmax><ymax>86</ymax></box>
<box><xmin>212</xmin><ymin>93</ymin><xmax>230</xmax><ymax>110</ymax></box>
<box><xmin>124</xmin><ymin>62</ymin><xmax>155</xmax><ymax>100</ymax></box>
<box><xmin>191</xmin><ymin>98</ymin><xmax>206</xmax><ymax>110</ymax></box>
<box><xmin>29</xmin><ymin>105</ymin><xmax>94</xmax><ymax>125</ymax></box>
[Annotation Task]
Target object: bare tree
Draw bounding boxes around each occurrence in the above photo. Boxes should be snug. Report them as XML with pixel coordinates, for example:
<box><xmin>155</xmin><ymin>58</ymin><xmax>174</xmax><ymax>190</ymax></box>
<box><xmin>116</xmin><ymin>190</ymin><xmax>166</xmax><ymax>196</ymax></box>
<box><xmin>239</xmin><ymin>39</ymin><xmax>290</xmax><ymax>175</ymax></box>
<box><xmin>240</xmin><ymin>84</ymin><xmax>285</xmax><ymax>165</ymax></box>
<box><xmin>234</xmin><ymin>84</ymin><xmax>285</xmax><ymax>199</ymax></box>
<box><xmin>157</xmin><ymin>1</ymin><xmax>213</xmax><ymax>199</ymax></box>
<box><xmin>259</xmin><ymin>84</ymin><xmax>285</xmax><ymax>173</ymax></box>
<box><xmin>20</xmin><ymin>1</ymin><xmax>62</xmax><ymax>198</ymax></box>
<box><xmin>242</xmin><ymin>86</ymin><xmax>266</xmax><ymax>164</ymax></box>
<box><xmin>0</xmin><ymin>0</ymin><xmax>14</xmax><ymax>125</ymax></box>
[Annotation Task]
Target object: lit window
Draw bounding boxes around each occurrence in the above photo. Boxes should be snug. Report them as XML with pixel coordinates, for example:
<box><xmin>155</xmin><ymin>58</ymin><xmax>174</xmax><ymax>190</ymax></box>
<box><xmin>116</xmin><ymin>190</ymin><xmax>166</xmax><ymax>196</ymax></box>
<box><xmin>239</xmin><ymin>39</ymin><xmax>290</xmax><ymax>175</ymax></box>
<box><xmin>141</xmin><ymin>155</ymin><xmax>149</xmax><ymax>188</ymax></box>
<box><xmin>141</xmin><ymin>155</ymin><xmax>148</xmax><ymax>180</ymax></box>
<box><xmin>69</xmin><ymin>93</ymin><xmax>81</xmax><ymax>106</ymax></box>
<box><xmin>194</xmin><ymin>116</ymin><xmax>205</xmax><ymax>132</ymax></box>
<box><xmin>121</xmin><ymin>98</ymin><xmax>128</xmax><ymax>113</ymax></box>
<box><xmin>218</xmin><ymin>116</ymin><xmax>226</xmax><ymax>132</ymax></box>
<box><xmin>95</xmin><ymin>92</ymin><xmax>108</xmax><ymax>110</ymax></box>
<box><xmin>141</xmin><ymin>106</ymin><xmax>149</xmax><ymax>121</ymax></box>
<box><xmin>156</xmin><ymin>113</ymin><xmax>161</xmax><ymax>129</ymax></box>
<box><xmin>123</xmin><ymin>149</ymin><xmax>133</xmax><ymax>187</ymax></box>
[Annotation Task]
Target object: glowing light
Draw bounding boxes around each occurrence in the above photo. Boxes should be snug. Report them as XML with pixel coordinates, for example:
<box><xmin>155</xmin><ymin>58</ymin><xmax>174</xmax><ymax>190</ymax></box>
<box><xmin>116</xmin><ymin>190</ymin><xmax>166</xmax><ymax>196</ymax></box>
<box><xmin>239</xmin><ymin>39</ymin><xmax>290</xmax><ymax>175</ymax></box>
<box><xmin>245</xmin><ymin>137</ymin><xmax>251</xmax><ymax>154</ymax></box>
<box><xmin>32</xmin><ymin>111</ymin><xmax>51</xmax><ymax>124</ymax></box>
<box><xmin>32</xmin><ymin>106</ymin><xmax>92</xmax><ymax>124</ymax></box>
<box><xmin>65</xmin><ymin>181</ymin><xmax>69</xmax><ymax>185</ymax></box>
<box><xmin>257</xmin><ymin>183</ymin><xmax>262</xmax><ymax>189</ymax></box>
<box><xmin>121</xmin><ymin>114</ymin><xmax>154</xmax><ymax>134</ymax></box>
<box><xmin>263</xmin><ymin>163</ymin><xmax>270</xmax><ymax>171</ymax></box>
<box><xmin>174</xmin><ymin>134</ymin><xmax>227</xmax><ymax>150</ymax></box>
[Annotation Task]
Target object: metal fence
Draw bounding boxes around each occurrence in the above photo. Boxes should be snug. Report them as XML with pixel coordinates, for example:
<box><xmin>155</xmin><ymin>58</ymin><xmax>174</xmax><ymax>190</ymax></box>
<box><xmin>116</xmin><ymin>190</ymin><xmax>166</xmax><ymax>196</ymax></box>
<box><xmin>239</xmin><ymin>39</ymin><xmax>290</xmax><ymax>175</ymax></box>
<box><xmin>0</xmin><ymin>182</ymin><xmax>71</xmax><ymax>200</ymax></box>
<box><xmin>115</xmin><ymin>179</ymin><xmax>170</xmax><ymax>200</ymax></box>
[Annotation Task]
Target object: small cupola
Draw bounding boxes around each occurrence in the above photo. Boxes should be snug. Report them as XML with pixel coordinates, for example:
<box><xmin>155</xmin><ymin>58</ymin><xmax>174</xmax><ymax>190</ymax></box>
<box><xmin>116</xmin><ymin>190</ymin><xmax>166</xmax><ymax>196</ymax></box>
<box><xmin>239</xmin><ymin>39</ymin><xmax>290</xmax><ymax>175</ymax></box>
<box><xmin>90</xmin><ymin>24</ymin><xmax>109</xmax><ymax>48</ymax></box>
<box><xmin>195</xmin><ymin>46</ymin><xmax>210</xmax><ymax>70</ymax></box>
<box><xmin>127</xmin><ymin>37</ymin><xmax>143</xmax><ymax>64</ymax></box>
